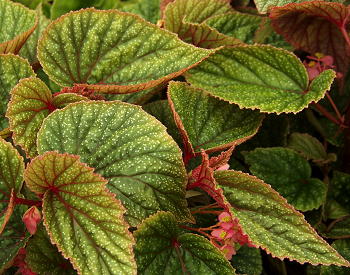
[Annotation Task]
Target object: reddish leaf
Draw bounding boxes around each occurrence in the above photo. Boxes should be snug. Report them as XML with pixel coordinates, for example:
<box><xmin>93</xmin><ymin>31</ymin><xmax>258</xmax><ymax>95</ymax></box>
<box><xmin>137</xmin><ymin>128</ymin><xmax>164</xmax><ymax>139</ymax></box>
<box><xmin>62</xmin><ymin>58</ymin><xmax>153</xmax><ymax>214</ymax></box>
<box><xmin>22</xmin><ymin>206</ymin><xmax>41</xmax><ymax>235</ymax></box>
<box><xmin>270</xmin><ymin>1</ymin><xmax>350</xmax><ymax>75</ymax></box>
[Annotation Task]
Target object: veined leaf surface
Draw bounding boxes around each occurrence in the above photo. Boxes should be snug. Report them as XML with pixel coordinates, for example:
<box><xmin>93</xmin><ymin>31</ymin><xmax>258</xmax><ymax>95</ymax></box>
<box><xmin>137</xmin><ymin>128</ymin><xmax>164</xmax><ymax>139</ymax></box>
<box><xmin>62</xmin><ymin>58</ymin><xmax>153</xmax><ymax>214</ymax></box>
<box><xmin>134</xmin><ymin>212</ymin><xmax>235</xmax><ymax>274</ymax></box>
<box><xmin>0</xmin><ymin>138</ymin><xmax>24</xmax><ymax>234</ymax></box>
<box><xmin>244</xmin><ymin>147</ymin><xmax>327</xmax><ymax>211</ymax></box>
<box><xmin>26</xmin><ymin>224</ymin><xmax>76</xmax><ymax>275</ymax></box>
<box><xmin>6</xmin><ymin>77</ymin><xmax>87</xmax><ymax>158</ymax></box>
<box><xmin>0</xmin><ymin>0</ymin><xmax>37</xmax><ymax>54</ymax></box>
<box><xmin>168</xmin><ymin>81</ymin><xmax>263</xmax><ymax>153</ymax></box>
<box><xmin>37</xmin><ymin>101</ymin><xmax>191</xmax><ymax>226</ymax></box>
<box><xmin>24</xmin><ymin>152</ymin><xmax>136</xmax><ymax>275</ymax></box>
<box><xmin>0</xmin><ymin>54</ymin><xmax>35</xmax><ymax>129</ymax></box>
<box><xmin>186</xmin><ymin>45</ymin><xmax>335</xmax><ymax>113</ymax></box>
<box><xmin>37</xmin><ymin>8</ymin><xmax>213</xmax><ymax>93</ymax></box>
<box><xmin>215</xmin><ymin>170</ymin><xmax>350</xmax><ymax>266</ymax></box>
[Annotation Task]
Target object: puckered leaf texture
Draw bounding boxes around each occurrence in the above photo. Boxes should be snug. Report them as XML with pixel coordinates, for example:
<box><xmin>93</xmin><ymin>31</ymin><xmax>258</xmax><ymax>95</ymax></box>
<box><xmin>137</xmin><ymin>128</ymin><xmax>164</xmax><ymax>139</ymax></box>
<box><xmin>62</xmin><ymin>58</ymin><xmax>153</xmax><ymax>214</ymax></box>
<box><xmin>37</xmin><ymin>101</ymin><xmax>191</xmax><ymax>226</ymax></box>
<box><xmin>24</xmin><ymin>152</ymin><xmax>136</xmax><ymax>275</ymax></box>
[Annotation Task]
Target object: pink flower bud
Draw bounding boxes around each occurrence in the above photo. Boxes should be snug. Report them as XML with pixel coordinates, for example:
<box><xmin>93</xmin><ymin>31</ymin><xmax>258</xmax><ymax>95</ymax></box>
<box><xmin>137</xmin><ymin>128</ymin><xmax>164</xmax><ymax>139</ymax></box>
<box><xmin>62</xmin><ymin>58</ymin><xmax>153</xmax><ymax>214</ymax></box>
<box><xmin>220</xmin><ymin>244</ymin><xmax>235</xmax><ymax>260</ymax></box>
<box><xmin>22</xmin><ymin>206</ymin><xmax>41</xmax><ymax>235</ymax></box>
<box><xmin>216</xmin><ymin>164</ymin><xmax>229</xmax><ymax>171</ymax></box>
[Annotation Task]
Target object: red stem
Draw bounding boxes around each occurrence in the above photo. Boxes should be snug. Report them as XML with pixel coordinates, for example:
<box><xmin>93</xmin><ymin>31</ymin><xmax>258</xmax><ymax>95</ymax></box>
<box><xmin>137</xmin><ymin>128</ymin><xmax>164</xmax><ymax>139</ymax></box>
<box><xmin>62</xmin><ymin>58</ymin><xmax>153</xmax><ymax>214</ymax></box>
<box><xmin>340</xmin><ymin>25</ymin><xmax>350</xmax><ymax>49</ymax></box>
<box><xmin>312</xmin><ymin>103</ymin><xmax>344</xmax><ymax>127</ymax></box>
<box><xmin>14</xmin><ymin>197</ymin><xmax>41</xmax><ymax>207</ymax></box>
<box><xmin>325</xmin><ymin>92</ymin><xmax>343</xmax><ymax>123</ymax></box>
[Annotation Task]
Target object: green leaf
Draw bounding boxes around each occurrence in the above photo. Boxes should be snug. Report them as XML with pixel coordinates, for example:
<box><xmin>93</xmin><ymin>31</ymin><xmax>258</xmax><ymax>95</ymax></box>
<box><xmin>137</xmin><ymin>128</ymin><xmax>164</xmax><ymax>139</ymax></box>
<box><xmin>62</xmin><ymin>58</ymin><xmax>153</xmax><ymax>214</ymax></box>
<box><xmin>0</xmin><ymin>54</ymin><xmax>35</xmax><ymax>129</ymax></box>
<box><xmin>270</xmin><ymin>1</ymin><xmax>350</xmax><ymax>74</ymax></box>
<box><xmin>37</xmin><ymin>8</ymin><xmax>213</xmax><ymax>93</ymax></box>
<box><xmin>0</xmin><ymin>0</ymin><xmax>37</xmax><ymax>54</ymax></box>
<box><xmin>0</xmin><ymin>138</ymin><xmax>24</xmax><ymax>233</ymax></box>
<box><xmin>164</xmin><ymin>0</ymin><xmax>239</xmax><ymax>48</ymax></box>
<box><xmin>322</xmin><ymin>216</ymin><xmax>350</xmax><ymax>239</ymax></box>
<box><xmin>143</xmin><ymin>99</ymin><xmax>182</xmax><ymax>146</ymax></box>
<box><xmin>254</xmin><ymin>0</ymin><xmax>304</xmax><ymax>14</ymax></box>
<box><xmin>19</xmin><ymin>5</ymin><xmax>50</xmax><ymax>64</ymax></box>
<box><xmin>119</xmin><ymin>0</ymin><xmax>161</xmax><ymax>24</ymax></box>
<box><xmin>287</xmin><ymin>132</ymin><xmax>336</xmax><ymax>164</ymax></box>
<box><xmin>37</xmin><ymin>101</ymin><xmax>191</xmax><ymax>226</ymax></box>
<box><xmin>231</xmin><ymin>246</ymin><xmax>262</xmax><ymax>275</ymax></box>
<box><xmin>6</xmin><ymin>77</ymin><xmax>87</xmax><ymax>158</ymax></box>
<box><xmin>215</xmin><ymin>170</ymin><xmax>350</xmax><ymax>266</ymax></box>
<box><xmin>50</xmin><ymin>0</ymin><xmax>118</xmax><ymax>20</ymax></box>
<box><xmin>205</xmin><ymin>11</ymin><xmax>262</xmax><ymax>44</ymax></box>
<box><xmin>0</xmin><ymin>205</ymin><xmax>29</xmax><ymax>273</ymax></box>
<box><xmin>321</xmin><ymin>240</ymin><xmax>350</xmax><ymax>274</ymax></box>
<box><xmin>185</xmin><ymin>45</ymin><xmax>336</xmax><ymax>114</ymax></box>
<box><xmin>24</xmin><ymin>152</ymin><xmax>136</xmax><ymax>275</ymax></box>
<box><xmin>244</xmin><ymin>147</ymin><xmax>327</xmax><ymax>211</ymax></box>
<box><xmin>331</xmin><ymin>171</ymin><xmax>350</xmax><ymax>213</ymax></box>
<box><xmin>26</xmin><ymin>224</ymin><xmax>76</xmax><ymax>275</ymax></box>
<box><xmin>168</xmin><ymin>81</ymin><xmax>263</xmax><ymax>153</ymax></box>
<box><xmin>134</xmin><ymin>211</ymin><xmax>236</xmax><ymax>275</ymax></box>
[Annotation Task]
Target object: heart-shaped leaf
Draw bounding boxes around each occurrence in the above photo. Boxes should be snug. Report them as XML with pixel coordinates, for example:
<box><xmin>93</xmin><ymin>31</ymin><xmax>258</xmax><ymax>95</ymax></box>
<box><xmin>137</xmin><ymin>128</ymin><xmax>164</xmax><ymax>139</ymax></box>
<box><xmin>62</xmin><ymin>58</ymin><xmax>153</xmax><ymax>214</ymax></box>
<box><xmin>134</xmin><ymin>211</ymin><xmax>236</xmax><ymax>274</ymax></box>
<box><xmin>36</xmin><ymin>101</ymin><xmax>191</xmax><ymax>226</ymax></box>
<box><xmin>244</xmin><ymin>147</ymin><xmax>327</xmax><ymax>211</ymax></box>
<box><xmin>215</xmin><ymin>170</ymin><xmax>350</xmax><ymax>266</ymax></box>
<box><xmin>185</xmin><ymin>45</ymin><xmax>336</xmax><ymax>113</ymax></box>
<box><xmin>6</xmin><ymin>77</ymin><xmax>87</xmax><ymax>158</ymax></box>
<box><xmin>270</xmin><ymin>1</ymin><xmax>350</xmax><ymax>75</ymax></box>
<box><xmin>0</xmin><ymin>138</ymin><xmax>24</xmax><ymax>233</ymax></box>
<box><xmin>0</xmin><ymin>0</ymin><xmax>37</xmax><ymax>54</ymax></box>
<box><xmin>168</xmin><ymin>81</ymin><xmax>263</xmax><ymax>154</ymax></box>
<box><xmin>205</xmin><ymin>11</ymin><xmax>262</xmax><ymax>44</ymax></box>
<box><xmin>24</xmin><ymin>152</ymin><xmax>136</xmax><ymax>275</ymax></box>
<box><xmin>26</xmin><ymin>224</ymin><xmax>76</xmax><ymax>275</ymax></box>
<box><xmin>37</xmin><ymin>8</ymin><xmax>213</xmax><ymax>93</ymax></box>
<box><xmin>0</xmin><ymin>54</ymin><xmax>35</xmax><ymax>129</ymax></box>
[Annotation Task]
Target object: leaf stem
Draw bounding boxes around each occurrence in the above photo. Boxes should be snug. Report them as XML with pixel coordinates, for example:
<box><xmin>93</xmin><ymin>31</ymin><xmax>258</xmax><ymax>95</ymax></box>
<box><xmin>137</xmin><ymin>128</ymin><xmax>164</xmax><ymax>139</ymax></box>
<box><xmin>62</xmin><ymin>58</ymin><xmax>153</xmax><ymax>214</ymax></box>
<box><xmin>14</xmin><ymin>196</ymin><xmax>41</xmax><ymax>207</ymax></box>
<box><xmin>325</xmin><ymin>92</ymin><xmax>344</xmax><ymax>123</ymax></box>
<box><xmin>340</xmin><ymin>25</ymin><xmax>350</xmax><ymax>49</ymax></box>
<box><xmin>312</xmin><ymin>103</ymin><xmax>344</xmax><ymax>127</ymax></box>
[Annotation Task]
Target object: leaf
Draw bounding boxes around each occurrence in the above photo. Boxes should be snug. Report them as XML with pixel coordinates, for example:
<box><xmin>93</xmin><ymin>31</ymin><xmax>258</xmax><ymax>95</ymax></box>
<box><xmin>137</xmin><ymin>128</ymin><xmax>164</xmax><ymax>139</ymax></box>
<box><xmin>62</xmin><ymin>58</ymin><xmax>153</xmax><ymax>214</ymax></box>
<box><xmin>215</xmin><ymin>170</ymin><xmax>350</xmax><ymax>266</ymax></box>
<box><xmin>321</xmin><ymin>240</ymin><xmax>350</xmax><ymax>274</ymax></box>
<box><xmin>26</xmin><ymin>224</ymin><xmax>76</xmax><ymax>275</ymax></box>
<box><xmin>19</xmin><ymin>5</ymin><xmax>50</xmax><ymax>65</ymax></box>
<box><xmin>168</xmin><ymin>81</ymin><xmax>263</xmax><ymax>153</ymax></box>
<box><xmin>0</xmin><ymin>205</ymin><xmax>29</xmax><ymax>273</ymax></box>
<box><xmin>164</xmin><ymin>0</ymin><xmax>239</xmax><ymax>48</ymax></box>
<box><xmin>37</xmin><ymin>8</ymin><xmax>213</xmax><ymax>93</ymax></box>
<box><xmin>0</xmin><ymin>0</ymin><xmax>37</xmax><ymax>54</ymax></box>
<box><xmin>24</xmin><ymin>152</ymin><xmax>136</xmax><ymax>275</ymax></box>
<box><xmin>186</xmin><ymin>45</ymin><xmax>336</xmax><ymax>114</ymax></box>
<box><xmin>231</xmin><ymin>246</ymin><xmax>262</xmax><ymax>275</ymax></box>
<box><xmin>143</xmin><ymin>99</ymin><xmax>182</xmax><ymax>146</ymax></box>
<box><xmin>288</xmin><ymin>132</ymin><xmax>336</xmax><ymax>164</ymax></box>
<box><xmin>0</xmin><ymin>138</ymin><xmax>24</xmax><ymax>233</ymax></box>
<box><xmin>134</xmin><ymin>211</ymin><xmax>236</xmax><ymax>275</ymax></box>
<box><xmin>6</xmin><ymin>77</ymin><xmax>87</xmax><ymax>158</ymax></box>
<box><xmin>331</xmin><ymin>171</ymin><xmax>350</xmax><ymax>213</ymax></box>
<box><xmin>119</xmin><ymin>0</ymin><xmax>161</xmax><ymax>24</ymax></box>
<box><xmin>36</xmin><ymin>101</ymin><xmax>191</xmax><ymax>226</ymax></box>
<box><xmin>270</xmin><ymin>1</ymin><xmax>350</xmax><ymax>75</ymax></box>
<box><xmin>254</xmin><ymin>0</ymin><xmax>302</xmax><ymax>14</ymax></box>
<box><xmin>50</xmin><ymin>0</ymin><xmax>118</xmax><ymax>20</ymax></box>
<box><xmin>0</xmin><ymin>54</ymin><xmax>35</xmax><ymax>130</ymax></box>
<box><xmin>322</xmin><ymin>216</ymin><xmax>350</xmax><ymax>239</ymax></box>
<box><xmin>205</xmin><ymin>11</ymin><xmax>262</xmax><ymax>44</ymax></box>
<box><xmin>244</xmin><ymin>147</ymin><xmax>327</xmax><ymax>211</ymax></box>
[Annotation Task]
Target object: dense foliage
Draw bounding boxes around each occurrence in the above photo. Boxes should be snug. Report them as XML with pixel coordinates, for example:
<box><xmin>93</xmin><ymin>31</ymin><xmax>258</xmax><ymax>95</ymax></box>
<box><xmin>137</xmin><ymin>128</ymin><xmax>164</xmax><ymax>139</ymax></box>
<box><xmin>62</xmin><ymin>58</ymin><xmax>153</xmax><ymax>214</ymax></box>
<box><xmin>1</xmin><ymin>0</ymin><xmax>350</xmax><ymax>274</ymax></box>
